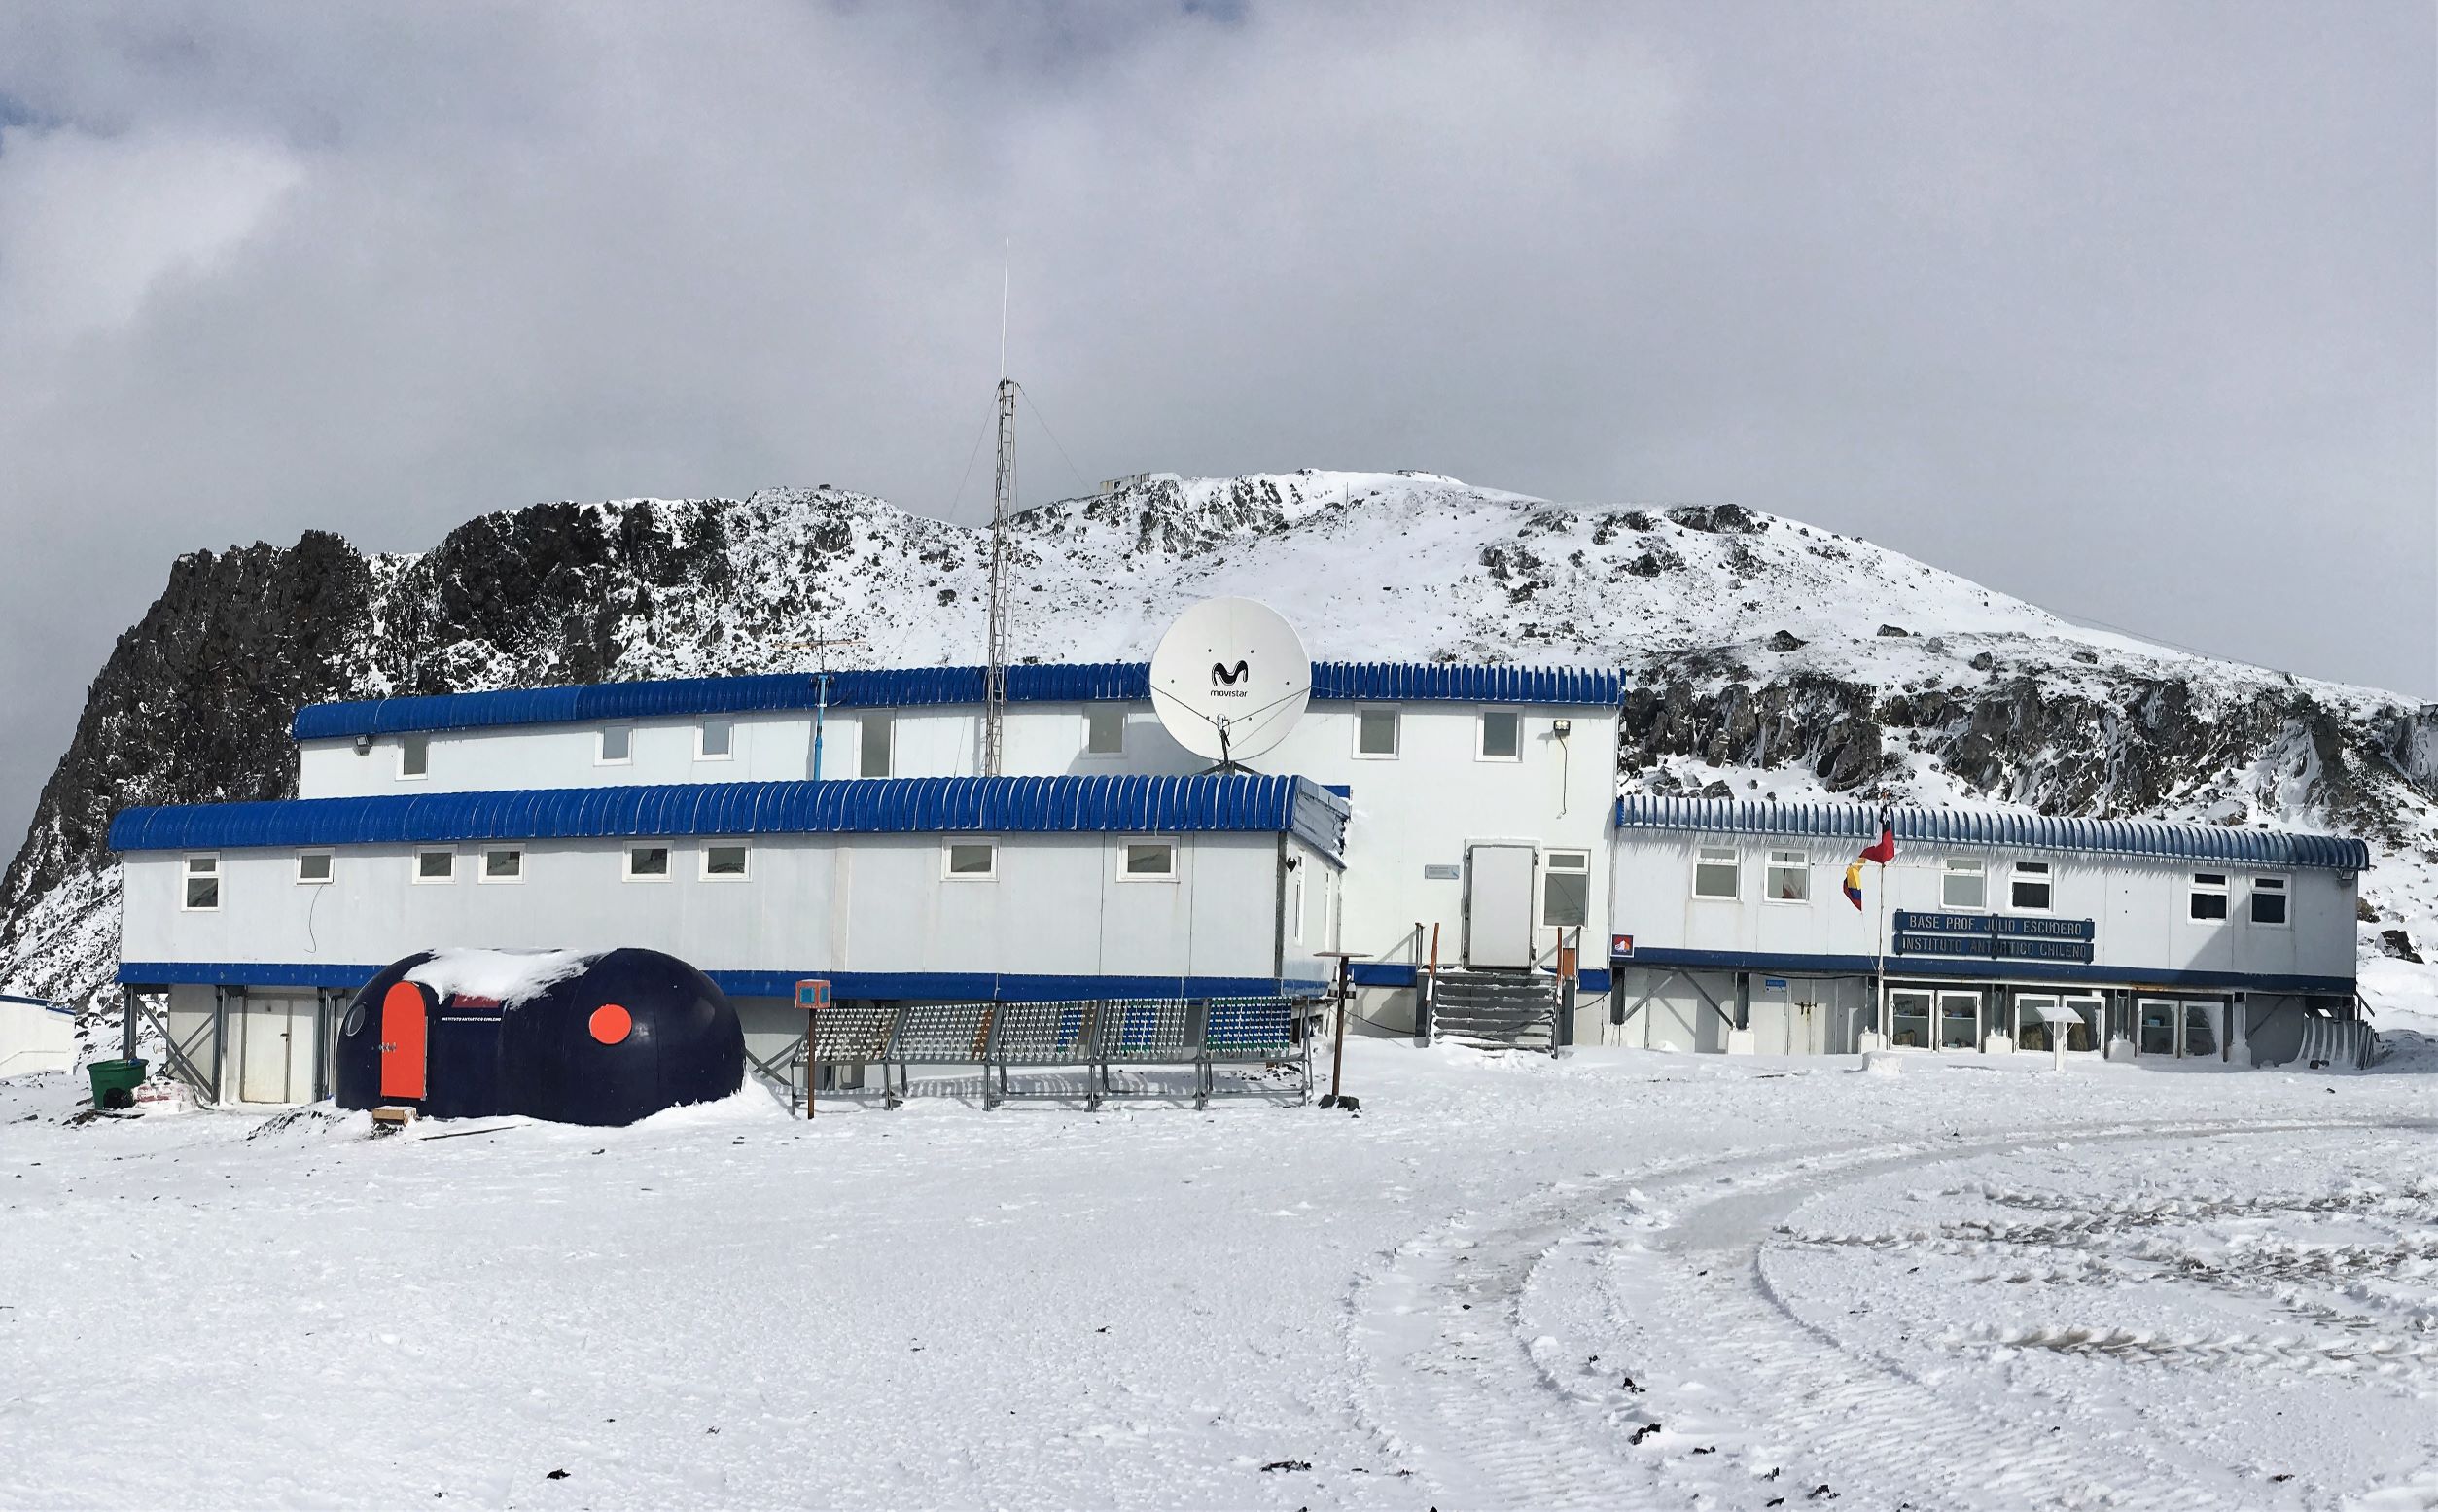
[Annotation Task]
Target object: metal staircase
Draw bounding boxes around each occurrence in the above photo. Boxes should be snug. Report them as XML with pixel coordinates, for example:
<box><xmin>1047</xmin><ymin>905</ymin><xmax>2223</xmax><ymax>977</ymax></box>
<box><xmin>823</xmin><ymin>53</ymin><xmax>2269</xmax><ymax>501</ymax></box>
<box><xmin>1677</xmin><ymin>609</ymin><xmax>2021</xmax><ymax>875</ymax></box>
<box><xmin>1428</xmin><ymin>971</ymin><xmax>1559</xmax><ymax>1054</ymax></box>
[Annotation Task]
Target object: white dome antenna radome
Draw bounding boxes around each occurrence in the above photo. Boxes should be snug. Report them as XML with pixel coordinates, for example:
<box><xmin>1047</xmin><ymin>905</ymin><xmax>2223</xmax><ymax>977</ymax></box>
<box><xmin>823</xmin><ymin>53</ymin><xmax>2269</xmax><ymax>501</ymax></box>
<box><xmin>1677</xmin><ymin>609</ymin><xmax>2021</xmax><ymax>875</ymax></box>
<box><xmin>1148</xmin><ymin>597</ymin><xmax>1312</xmax><ymax>771</ymax></box>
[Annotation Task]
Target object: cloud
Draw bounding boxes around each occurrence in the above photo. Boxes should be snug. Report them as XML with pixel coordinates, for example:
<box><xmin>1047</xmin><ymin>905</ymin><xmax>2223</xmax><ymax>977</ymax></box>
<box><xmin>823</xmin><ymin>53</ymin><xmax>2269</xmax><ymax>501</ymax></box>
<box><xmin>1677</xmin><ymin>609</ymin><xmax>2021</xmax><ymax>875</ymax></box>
<box><xmin>0</xmin><ymin>126</ymin><xmax>302</xmax><ymax>352</ymax></box>
<box><xmin>0</xmin><ymin>2</ymin><xmax>2427</xmax><ymax>848</ymax></box>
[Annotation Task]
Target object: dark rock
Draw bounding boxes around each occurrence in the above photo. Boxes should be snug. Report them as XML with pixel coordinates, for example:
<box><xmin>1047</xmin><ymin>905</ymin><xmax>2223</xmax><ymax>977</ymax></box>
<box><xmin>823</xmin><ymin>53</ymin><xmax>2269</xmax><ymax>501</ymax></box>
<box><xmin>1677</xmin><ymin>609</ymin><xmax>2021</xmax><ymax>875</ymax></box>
<box><xmin>1666</xmin><ymin>504</ymin><xmax>1764</xmax><ymax>534</ymax></box>
<box><xmin>1768</xmin><ymin>631</ymin><xmax>1808</xmax><ymax>653</ymax></box>
<box><xmin>1969</xmin><ymin>651</ymin><xmax>1996</xmax><ymax>671</ymax></box>
<box><xmin>2380</xmin><ymin>930</ymin><xmax>2423</xmax><ymax>965</ymax></box>
<box><xmin>1874</xmin><ymin>625</ymin><xmax>1909</xmax><ymax>638</ymax></box>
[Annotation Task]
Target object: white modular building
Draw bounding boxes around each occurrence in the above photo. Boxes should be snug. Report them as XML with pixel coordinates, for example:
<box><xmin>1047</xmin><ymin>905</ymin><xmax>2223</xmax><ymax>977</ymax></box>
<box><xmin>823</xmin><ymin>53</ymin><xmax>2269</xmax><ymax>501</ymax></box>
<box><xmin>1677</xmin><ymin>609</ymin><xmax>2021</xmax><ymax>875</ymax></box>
<box><xmin>113</xmin><ymin>658</ymin><xmax>2374</xmax><ymax>1103</ymax></box>
<box><xmin>1601</xmin><ymin>797</ymin><xmax>2367</xmax><ymax>1066</ymax></box>
<box><xmin>283</xmin><ymin>662</ymin><xmax>1627</xmax><ymax>1031</ymax></box>
<box><xmin>0</xmin><ymin>993</ymin><xmax>77</xmax><ymax>1078</ymax></box>
<box><xmin>112</xmin><ymin>773</ymin><xmax>1346</xmax><ymax>1104</ymax></box>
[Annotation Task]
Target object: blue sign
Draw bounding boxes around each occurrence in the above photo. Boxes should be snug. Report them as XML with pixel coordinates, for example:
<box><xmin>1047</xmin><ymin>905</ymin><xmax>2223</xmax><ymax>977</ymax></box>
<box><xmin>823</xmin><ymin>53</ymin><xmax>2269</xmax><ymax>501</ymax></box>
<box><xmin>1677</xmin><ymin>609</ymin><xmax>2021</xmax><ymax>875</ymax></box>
<box><xmin>1762</xmin><ymin>976</ymin><xmax>1788</xmax><ymax>991</ymax></box>
<box><xmin>1892</xmin><ymin>911</ymin><xmax>2096</xmax><ymax>965</ymax></box>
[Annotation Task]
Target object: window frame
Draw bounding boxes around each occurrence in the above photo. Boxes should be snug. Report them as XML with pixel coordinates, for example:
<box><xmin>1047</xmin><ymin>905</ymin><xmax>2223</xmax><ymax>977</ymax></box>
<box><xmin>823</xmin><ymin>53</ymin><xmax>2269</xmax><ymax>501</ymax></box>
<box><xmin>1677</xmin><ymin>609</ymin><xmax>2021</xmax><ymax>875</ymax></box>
<box><xmin>1940</xmin><ymin>857</ymin><xmax>1987</xmax><ymax>911</ymax></box>
<box><xmin>181</xmin><ymin>853</ymin><xmax>222</xmax><ymax>912</ymax></box>
<box><xmin>2007</xmin><ymin>860</ymin><xmax>2053</xmax><ymax>913</ymax></box>
<box><xmin>596</xmin><ymin>724</ymin><xmax>634</xmax><ymax>766</ymax></box>
<box><xmin>1082</xmin><ymin>707</ymin><xmax>1126</xmax><ymax>758</ymax></box>
<box><xmin>398</xmin><ymin>734</ymin><xmax>429</xmax><ymax>782</ymax></box>
<box><xmin>1118</xmin><ymin>837</ymin><xmax>1180</xmax><ymax>883</ymax></box>
<box><xmin>700</xmin><ymin>841</ymin><xmax>751</xmax><ymax>881</ymax></box>
<box><xmin>296</xmin><ymin>851</ymin><xmax>334</xmax><ymax>886</ymax></box>
<box><xmin>859</xmin><ymin>713</ymin><xmax>894</xmax><ymax>779</ymax></box>
<box><xmin>623</xmin><ymin>844</ymin><xmax>673</xmax><ymax>882</ymax></box>
<box><xmin>478</xmin><ymin>846</ymin><xmax>525</xmax><ymax>885</ymax></box>
<box><xmin>1763</xmin><ymin>848</ymin><xmax>1812</xmax><ymax>905</ymax></box>
<box><xmin>2188</xmin><ymin>871</ymin><xmax>2230</xmax><ymax>924</ymax></box>
<box><xmin>412</xmin><ymin>848</ymin><xmax>457</xmax><ymax>885</ymax></box>
<box><xmin>1353</xmin><ymin>707</ymin><xmax>1400</xmax><ymax>760</ymax></box>
<box><xmin>1692</xmin><ymin>844</ymin><xmax>1740</xmax><ymax>900</ymax></box>
<box><xmin>1475</xmin><ymin>709</ymin><xmax>1524</xmax><ymax>762</ymax></box>
<box><xmin>695</xmin><ymin>719</ymin><xmax>734</xmax><ymax>761</ymax></box>
<box><xmin>1540</xmin><ymin>848</ymin><xmax>1591</xmax><ymax>927</ymax></box>
<box><xmin>2248</xmin><ymin>874</ymin><xmax>2289</xmax><ymax>927</ymax></box>
<box><xmin>942</xmin><ymin>839</ymin><xmax>998</xmax><ymax>881</ymax></box>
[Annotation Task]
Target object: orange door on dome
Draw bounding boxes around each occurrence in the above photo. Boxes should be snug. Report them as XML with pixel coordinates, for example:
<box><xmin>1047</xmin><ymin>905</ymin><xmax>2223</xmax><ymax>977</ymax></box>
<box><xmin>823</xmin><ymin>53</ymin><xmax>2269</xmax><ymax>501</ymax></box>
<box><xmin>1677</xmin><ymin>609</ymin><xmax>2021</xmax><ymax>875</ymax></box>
<box><xmin>378</xmin><ymin>982</ymin><xmax>428</xmax><ymax>1099</ymax></box>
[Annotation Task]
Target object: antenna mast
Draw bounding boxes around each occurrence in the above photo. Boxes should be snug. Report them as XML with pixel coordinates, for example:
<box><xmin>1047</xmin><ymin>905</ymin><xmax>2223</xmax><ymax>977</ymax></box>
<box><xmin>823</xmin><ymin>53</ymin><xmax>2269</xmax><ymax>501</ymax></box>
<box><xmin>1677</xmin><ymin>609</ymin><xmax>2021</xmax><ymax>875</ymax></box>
<box><xmin>983</xmin><ymin>241</ymin><xmax>1016</xmax><ymax>777</ymax></box>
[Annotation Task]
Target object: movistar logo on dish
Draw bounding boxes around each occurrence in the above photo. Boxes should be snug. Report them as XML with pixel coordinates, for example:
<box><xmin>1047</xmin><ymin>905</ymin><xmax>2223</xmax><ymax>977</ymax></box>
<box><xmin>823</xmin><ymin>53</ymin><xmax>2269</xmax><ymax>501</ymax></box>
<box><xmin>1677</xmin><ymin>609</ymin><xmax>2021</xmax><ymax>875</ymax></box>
<box><xmin>1210</xmin><ymin>659</ymin><xmax>1251</xmax><ymax>696</ymax></box>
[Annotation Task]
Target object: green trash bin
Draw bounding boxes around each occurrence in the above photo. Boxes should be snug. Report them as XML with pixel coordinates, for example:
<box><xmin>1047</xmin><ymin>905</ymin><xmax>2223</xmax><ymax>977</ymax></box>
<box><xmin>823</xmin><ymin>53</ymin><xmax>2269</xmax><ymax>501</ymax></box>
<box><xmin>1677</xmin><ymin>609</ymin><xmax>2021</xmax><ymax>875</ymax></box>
<box><xmin>88</xmin><ymin>1058</ymin><xmax>148</xmax><ymax>1110</ymax></box>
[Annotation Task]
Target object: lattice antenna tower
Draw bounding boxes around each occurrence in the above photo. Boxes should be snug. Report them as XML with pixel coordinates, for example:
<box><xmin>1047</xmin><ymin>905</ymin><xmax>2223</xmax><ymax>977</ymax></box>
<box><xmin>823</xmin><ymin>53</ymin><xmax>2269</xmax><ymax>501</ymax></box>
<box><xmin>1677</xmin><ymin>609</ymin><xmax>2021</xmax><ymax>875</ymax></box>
<box><xmin>983</xmin><ymin>241</ymin><xmax>1018</xmax><ymax>777</ymax></box>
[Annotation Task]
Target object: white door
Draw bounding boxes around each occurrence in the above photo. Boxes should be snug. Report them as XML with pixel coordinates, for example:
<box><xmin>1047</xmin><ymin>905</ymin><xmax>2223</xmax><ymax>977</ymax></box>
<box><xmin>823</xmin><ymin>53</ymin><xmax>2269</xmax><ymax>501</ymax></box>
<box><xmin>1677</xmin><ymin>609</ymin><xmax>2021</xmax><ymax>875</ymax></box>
<box><xmin>1465</xmin><ymin>844</ymin><xmax>1537</xmax><ymax>969</ymax></box>
<box><xmin>238</xmin><ymin>994</ymin><xmax>315</xmax><ymax>1104</ymax></box>
<box><xmin>238</xmin><ymin>997</ymin><xmax>291</xmax><ymax>1104</ymax></box>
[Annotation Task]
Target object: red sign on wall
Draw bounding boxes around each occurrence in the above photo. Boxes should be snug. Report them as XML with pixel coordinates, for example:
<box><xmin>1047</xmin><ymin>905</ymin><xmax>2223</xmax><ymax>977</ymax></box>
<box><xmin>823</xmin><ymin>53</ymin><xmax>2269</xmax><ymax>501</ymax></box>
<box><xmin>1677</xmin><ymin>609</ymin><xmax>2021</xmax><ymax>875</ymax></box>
<box><xmin>1610</xmin><ymin>933</ymin><xmax>1635</xmax><ymax>958</ymax></box>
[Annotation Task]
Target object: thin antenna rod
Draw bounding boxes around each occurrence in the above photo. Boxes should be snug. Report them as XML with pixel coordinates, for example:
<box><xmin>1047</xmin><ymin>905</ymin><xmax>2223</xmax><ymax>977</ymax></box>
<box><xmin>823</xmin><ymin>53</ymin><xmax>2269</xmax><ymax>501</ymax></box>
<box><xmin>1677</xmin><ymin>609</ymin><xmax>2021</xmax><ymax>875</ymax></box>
<box><xmin>984</xmin><ymin>243</ymin><xmax>1018</xmax><ymax>774</ymax></box>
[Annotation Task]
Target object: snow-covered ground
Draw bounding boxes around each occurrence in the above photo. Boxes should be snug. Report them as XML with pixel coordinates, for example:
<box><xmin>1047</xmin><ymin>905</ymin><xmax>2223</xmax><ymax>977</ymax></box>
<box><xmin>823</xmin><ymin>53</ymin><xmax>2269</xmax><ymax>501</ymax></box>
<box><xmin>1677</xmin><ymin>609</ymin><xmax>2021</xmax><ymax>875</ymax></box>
<box><xmin>8</xmin><ymin>1030</ymin><xmax>2438</xmax><ymax>1510</ymax></box>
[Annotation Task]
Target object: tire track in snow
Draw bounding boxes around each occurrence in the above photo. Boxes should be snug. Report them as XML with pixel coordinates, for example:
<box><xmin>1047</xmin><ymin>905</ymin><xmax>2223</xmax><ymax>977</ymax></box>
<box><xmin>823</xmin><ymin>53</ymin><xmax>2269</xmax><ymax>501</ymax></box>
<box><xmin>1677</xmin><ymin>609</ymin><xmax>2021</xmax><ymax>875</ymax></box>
<box><xmin>1345</xmin><ymin>1117</ymin><xmax>2436</xmax><ymax>1510</ymax></box>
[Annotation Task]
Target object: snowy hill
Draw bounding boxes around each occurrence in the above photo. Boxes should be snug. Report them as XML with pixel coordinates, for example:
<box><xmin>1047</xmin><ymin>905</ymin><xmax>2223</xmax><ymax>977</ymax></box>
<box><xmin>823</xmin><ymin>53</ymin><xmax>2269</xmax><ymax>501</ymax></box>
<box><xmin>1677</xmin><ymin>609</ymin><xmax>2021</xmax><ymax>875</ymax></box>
<box><xmin>3</xmin><ymin>470</ymin><xmax>2432</xmax><ymax>1026</ymax></box>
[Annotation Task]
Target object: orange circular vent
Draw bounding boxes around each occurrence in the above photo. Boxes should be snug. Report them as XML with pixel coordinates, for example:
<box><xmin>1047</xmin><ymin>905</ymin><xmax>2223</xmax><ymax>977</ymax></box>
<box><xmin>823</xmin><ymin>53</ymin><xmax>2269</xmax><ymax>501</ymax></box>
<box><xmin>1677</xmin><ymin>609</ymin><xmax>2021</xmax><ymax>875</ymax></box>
<box><xmin>588</xmin><ymin>1003</ymin><xmax>632</xmax><ymax>1045</ymax></box>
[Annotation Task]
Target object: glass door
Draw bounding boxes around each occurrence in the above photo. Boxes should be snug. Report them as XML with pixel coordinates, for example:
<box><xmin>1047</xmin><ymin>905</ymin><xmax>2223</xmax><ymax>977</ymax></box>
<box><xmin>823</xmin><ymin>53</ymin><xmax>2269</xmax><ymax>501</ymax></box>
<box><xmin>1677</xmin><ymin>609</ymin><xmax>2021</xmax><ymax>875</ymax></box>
<box><xmin>2061</xmin><ymin>997</ymin><xmax>2102</xmax><ymax>1053</ymax></box>
<box><xmin>2136</xmin><ymin>998</ymin><xmax>2178</xmax><ymax>1057</ymax></box>
<box><xmin>1937</xmin><ymin>991</ymin><xmax>1981</xmax><ymax>1052</ymax></box>
<box><xmin>2014</xmin><ymin>995</ymin><xmax>2059</xmax><ymax>1052</ymax></box>
<box><xmin>1889</xmin><ymin>990</ymin><xmax>1933</xmax><ymax>1049</ymax></box>
<box><xmin>2180</xmin><ymin>1000</ymin><xmax>2222</xmax><ymax>1060</ymax></box>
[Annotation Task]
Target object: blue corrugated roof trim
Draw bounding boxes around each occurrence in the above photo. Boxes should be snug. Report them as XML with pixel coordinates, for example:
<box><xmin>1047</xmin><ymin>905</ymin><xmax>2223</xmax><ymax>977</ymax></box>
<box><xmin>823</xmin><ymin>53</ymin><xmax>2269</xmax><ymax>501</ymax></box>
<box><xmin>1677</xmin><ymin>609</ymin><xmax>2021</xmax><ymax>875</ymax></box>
<box><xmin>109</xmin><ymin>775</ymin><xmax>1352</xmax><ymax>861</ymax></box>
<box><xmin>291</xmin><ymin>661</ymin><xmax>1622</xmax><ymax>739</ymax></box>
<box><xmin>1613</xmin><ymin>796</ymin><xmax>2370</xmax><ymax>872</ymax></box>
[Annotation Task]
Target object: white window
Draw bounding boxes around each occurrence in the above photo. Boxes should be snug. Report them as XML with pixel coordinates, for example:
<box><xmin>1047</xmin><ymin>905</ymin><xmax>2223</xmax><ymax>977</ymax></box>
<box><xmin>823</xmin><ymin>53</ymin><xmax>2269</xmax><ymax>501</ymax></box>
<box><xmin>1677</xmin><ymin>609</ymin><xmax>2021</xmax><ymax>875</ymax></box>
<box><xmin>859</xmin><ymin>714</ymin><xmax>893</xmax><ymax>778</ymax></box>
<box><xmin>1765</xmin><ymin>849</ymin><xmax>1811</xmax><ymax>903</ymax></box>
<box><xmin>296</xmin><ymin>851</ymin><xmax>333</xmax><ymax>885</ymax></box>
<box><xmin>182</xmin><ymin>854</ymin><xmax>220</xmax><ymax>911</ymax></box>
<box><xmin>479</xmin><ymin>847</ymin><xmax>523</xmax><ymax>883</ymax></box>
<box><xmin>943</xmin><ymin>841</ymin><xmax>996</xmax><ymax>880</ymax></box>
<box><xmin>413</xmin><ymin>849</ymin><xmax>456</xmax><ymax>884</ymax></box>
<box><xmin>1941</xmin><ymin>858</ymin><xmax>1986</xmax><ymax>910</ymax></box>
<box><xmin>1356</xmin><ymin>708</ymin><xmax>1399</xmax><ymax>758</ymax></box>
<box><xmin>1542</xmin><ymin>850</ymin><xmax>1590</xmax><ymax>927</ymax></box>
<box><xmin>624</xmin><ymin>845</ymin><xmax>671</xmax><ymax>881</ymax></box>
<box><xmin>399</xmin><ymin>734</ymin><xmax>428</xmax><ymax>780</ymax></box>
<box><xmin>597</xmin><ymin>725</ymin><xmax>633</xmax><ymax>765</ymax></box>
<box><xmin>697</xmin><ymin>720</ymin><xmax>733</xmax><ymax>760</ymax></box>
<box><xmin>1693</xmin><ymin>844</ymin><xmax>1739</xmax><ymax>899</ymax></box>
<box><xmin>1477</xmin><ymin>710</ymin><xmax>1523</xmax><ymax>761</ymax></box>
<box><xmin>2189</xmin><ymin>872</ymin><xmax>2229</xmax><ymax>922</ymax></box>
<box><xmin>2250</xmin><ymin>875</ymin><xmax>2288</xmax><ymax>926</ymax></box>
<box><xmin>1122</xmin><ymin>839</ymin><xmax>1178</xmax><ymax>880</ymax></box>
<box><xmin>1084</xmin><ymin>707</ymin><xmax>1126</xmax><ymax>756</ymax></box>
<box><xmin>2009</xmin><ymin>860</ymin><xmax>2052</xmax><ymax>911</ymax></box>
<box><xmin>701</xmin><ymin>842</ymin><xmax>749</xmax><ymax>880</ymax></box>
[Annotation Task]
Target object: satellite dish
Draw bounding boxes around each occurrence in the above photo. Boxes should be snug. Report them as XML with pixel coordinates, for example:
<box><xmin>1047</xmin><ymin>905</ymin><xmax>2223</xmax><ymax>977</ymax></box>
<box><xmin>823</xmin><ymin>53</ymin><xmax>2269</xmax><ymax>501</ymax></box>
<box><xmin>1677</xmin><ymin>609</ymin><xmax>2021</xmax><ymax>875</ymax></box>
<box><xmin>1148</xmin><ymin>597</ymin><xmax>1312</xmax><ymax>769</ymax></box>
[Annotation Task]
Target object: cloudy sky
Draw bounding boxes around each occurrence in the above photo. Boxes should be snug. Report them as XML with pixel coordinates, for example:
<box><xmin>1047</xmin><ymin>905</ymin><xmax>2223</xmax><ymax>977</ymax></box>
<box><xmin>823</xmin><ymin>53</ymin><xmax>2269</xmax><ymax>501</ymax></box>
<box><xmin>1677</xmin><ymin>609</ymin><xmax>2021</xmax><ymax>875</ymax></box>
<box><xmin>0</xmin><ymin>2</ymin><xmax>2430</xmax><ymax>842</ymax></box>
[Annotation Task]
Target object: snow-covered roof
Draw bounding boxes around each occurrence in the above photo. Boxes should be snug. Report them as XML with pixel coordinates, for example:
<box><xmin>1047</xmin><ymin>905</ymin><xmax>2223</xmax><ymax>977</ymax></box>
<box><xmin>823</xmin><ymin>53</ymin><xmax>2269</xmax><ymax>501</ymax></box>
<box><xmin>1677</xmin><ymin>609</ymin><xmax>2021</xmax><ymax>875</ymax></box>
<box><xmin>108</xmin><ymin>774</ymin><xmax>1350</xmax><ymax>861</ymax></box>
<box><xmin>288</xmin><ymin>661</ymin><xmax>1625</xmax><ymax>740</ymax></box>
<box><xmin>1614</xmin><ymin>796</ymin><xmax>2369</xmax><ymax>872</ymax></box>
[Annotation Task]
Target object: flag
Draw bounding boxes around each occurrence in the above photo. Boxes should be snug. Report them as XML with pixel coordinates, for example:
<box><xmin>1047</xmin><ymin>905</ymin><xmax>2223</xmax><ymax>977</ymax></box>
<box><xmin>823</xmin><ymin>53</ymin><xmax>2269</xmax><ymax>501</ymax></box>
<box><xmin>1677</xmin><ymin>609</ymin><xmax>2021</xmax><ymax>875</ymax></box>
<box><xmin>1860</xmin><ymin>819</ymin><xmax>1895</xmax><ymax>865</ymax></box>
<box><xmin>1842</xmin><ymin>860</ymin><xmax>1865</xmax><ymax>910</ymax></box>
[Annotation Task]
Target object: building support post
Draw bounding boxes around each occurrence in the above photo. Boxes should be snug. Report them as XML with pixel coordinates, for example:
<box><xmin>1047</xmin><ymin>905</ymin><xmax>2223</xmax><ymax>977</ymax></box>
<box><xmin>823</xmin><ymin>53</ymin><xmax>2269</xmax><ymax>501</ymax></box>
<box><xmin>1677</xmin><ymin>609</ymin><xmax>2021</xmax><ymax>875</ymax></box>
<box><xmin>121</xmin><ymin>984</ymin><xmax>137</xmax><ymax>1060</ymax></box>
<box><xmin>209</xmin><ymin>986</ymin><xmax>229</xmax><ymax>1105</ymax></box>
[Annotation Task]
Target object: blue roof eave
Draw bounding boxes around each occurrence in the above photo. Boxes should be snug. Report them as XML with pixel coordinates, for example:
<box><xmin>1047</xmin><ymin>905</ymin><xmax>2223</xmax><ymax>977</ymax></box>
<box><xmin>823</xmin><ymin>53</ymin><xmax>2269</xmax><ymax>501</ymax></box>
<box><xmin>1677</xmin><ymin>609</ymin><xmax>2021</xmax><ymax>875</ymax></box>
<box><xmin>1611</xmin><ymin>795</ymin><xmax>2370</xmax><ymax>873</ymax></box>
<box><xmin>291</xmin><ymin>661</ymin><xmax>1625</xmax><ymax>740</ymax></box>
<box><xmin>108</xmin><ymin>775</ymin><xmax>1350</xmax><ymax>863</ymax></box>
